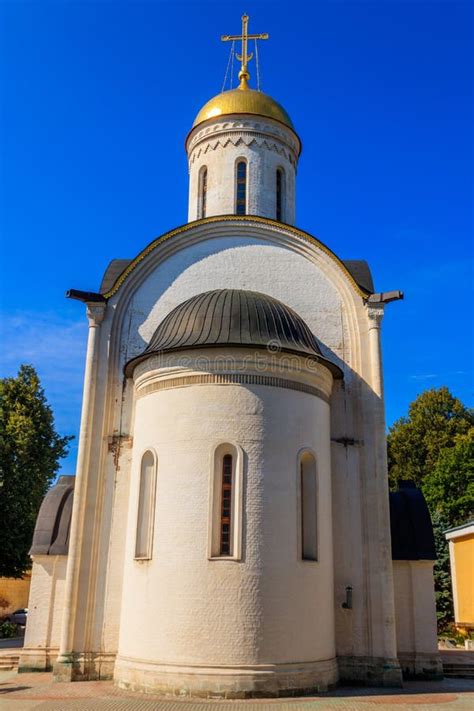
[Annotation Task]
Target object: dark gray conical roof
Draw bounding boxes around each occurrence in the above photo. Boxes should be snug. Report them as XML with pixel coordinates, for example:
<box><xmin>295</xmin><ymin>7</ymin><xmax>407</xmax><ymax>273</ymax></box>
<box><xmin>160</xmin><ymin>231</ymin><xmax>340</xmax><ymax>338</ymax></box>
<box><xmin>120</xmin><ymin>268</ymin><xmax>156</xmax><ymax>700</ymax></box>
<box><xmin>125</xmin><ymin>289</ymin><xmax>341</xmax><ymax>377</ymax></box>
<box><xmin>30</xmin><ymin>476</ymin><xmax>75</xmax><ymax>556</ymax></box>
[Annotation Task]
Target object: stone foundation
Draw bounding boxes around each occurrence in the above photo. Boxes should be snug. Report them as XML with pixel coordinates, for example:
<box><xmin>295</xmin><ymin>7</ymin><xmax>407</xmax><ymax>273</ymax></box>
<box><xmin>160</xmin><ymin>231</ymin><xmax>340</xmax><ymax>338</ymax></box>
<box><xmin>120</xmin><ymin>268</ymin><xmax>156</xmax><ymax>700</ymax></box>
<box><xmin>18</xmin><ymin>647</ymin><xmax>58</xmax><ymax>673</ymax></box>
<box><xmin>114</xmin><ymin>657</ymin><xmax>339</xmax><ymax>698</ymax></box>
<box><xmin>398</xmin><ymin>652</ymin><xmax>443</xmax><ymax>680</ymax></box>
<box><xmin>337</xmin><ymin>655</ymin><xmax>403</xmax><ymax>687</ymax></box>
<box><xmin>52</xmin><ymin>652</ymin><xmax>116</xmax><ymax>681</ymax></box>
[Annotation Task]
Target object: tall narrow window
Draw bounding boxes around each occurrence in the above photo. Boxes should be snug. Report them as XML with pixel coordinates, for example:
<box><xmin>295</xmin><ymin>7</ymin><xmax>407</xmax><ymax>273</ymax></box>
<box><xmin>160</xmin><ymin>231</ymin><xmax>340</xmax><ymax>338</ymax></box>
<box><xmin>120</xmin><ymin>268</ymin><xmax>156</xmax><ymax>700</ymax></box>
<box><xmin>300</xmin><ymin>452</ymin><xmax>317</xmax><ymax>561</ymax></box>
<box><xmin>235</xmin><ymin>160</ymin><xmax>247</xmax><ymax>215</ymax></box>
<box><xmin>135</xmin><ymin>450</ymin><xmax>156</xmax><ymax>559</ymax></box>
<box><xmin>198</xmin><ymin>166</ymin><xmax>207</xmax><ymax>219</ymax></box>
<box><xmin>220</xmin><ymin>454</ymin><xmax>233</xmax><ymax>555</ymax></box>
<box><xmin>209</xmin><ymin>444</ymin><xmax>243</xmax><ymax>560</ymax></box>
<box><xmin>276</xmin><ymin>168</ymin><xmax>284</xmax><ymax>221</ymax></box>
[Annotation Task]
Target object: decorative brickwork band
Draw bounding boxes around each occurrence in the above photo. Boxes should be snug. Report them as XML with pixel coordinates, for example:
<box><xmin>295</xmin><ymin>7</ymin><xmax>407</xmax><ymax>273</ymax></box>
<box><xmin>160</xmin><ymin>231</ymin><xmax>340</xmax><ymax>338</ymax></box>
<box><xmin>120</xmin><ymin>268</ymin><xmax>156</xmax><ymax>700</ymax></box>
<box><xmin>136</xmin><ymin>372</ymin><xmax>329</xmax><ymax>402</ymax></box>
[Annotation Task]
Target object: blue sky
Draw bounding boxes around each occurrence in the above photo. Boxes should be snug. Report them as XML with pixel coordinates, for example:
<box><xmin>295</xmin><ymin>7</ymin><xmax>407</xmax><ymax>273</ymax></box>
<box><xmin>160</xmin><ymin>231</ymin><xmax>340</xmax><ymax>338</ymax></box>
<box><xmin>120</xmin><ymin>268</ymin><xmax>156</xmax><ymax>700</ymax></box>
<box><xmin>1</xmin><ymin>0</ymin><xmax>472</xmax><ymax>475</ymax></box>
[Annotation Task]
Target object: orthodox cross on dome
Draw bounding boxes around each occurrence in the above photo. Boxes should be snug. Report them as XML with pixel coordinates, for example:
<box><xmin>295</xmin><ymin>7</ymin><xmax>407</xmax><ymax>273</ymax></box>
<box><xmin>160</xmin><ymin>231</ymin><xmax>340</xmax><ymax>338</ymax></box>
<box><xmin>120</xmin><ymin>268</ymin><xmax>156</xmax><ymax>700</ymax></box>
<box><xmin>221</xmin><ymin>14</ymin><xmax>269</xmax><ymax>89</ymax></box>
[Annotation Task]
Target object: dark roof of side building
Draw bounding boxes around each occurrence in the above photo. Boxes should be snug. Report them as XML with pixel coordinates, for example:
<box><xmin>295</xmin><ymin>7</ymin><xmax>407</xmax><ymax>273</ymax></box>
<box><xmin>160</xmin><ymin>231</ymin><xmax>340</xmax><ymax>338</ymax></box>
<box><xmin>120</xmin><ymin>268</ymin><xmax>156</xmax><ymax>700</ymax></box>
<box><xmin>100</xmin><ymin>259</ymin><xmax>132</xmax><ymax>294</ymax></box>
<box><xmin>30</xmin><ymin>476</ymin><xmax>75</xmax><ymax>556</ymax></box>
<box><xmin>342</xmin><ymin>260</ymin><xmax>374</xmax><ymax>294</ymax></box>
<box><xmin>125</xmin><ymin>289</ymin><xmax>342</xmax><ymax>378</ymax></box>
<box><xmin>389</xmin><ymin>480</ymin><xmax>436</xmax><ymax>561</ymax></box>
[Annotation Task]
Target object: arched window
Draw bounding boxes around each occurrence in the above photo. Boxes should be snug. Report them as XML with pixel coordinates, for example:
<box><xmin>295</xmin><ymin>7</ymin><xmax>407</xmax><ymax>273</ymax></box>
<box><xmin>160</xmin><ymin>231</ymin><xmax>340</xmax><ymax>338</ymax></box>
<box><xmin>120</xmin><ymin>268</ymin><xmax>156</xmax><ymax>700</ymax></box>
<box><xmin>209</xmin><ymin>443</ymin><xmax>244</xmax><ymax>559</ymax></box>
<box><xmin>276</xmin><ymin>168</ymin><xmax>284</xmax><ymax>221</ymax></box>
<box><xmin>135</xmin><ymin>450</ymin><xmax>156</xmax><ymax>559</ymax></box>
<box><xmin>300</xmin><ymin>451</ymin><xmax>318</xmax><ymax>561</ymax></box>
<box><xmin>235</xmin><ymin>160</ymin><xmax>247</xmax><ymax>215</ymax></box>
<box><xmin>198</xmin><ymin>166</ymin><xmax>207</xmax><ymax>219</ymax></box>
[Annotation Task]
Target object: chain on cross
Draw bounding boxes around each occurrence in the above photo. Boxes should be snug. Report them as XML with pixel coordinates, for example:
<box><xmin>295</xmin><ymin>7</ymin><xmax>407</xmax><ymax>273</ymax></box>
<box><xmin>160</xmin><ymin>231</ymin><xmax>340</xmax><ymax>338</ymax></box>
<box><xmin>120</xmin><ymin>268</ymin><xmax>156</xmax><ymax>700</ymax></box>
<box><xmin>221</xmin><ymin>14</ymin><xmax>269</xmax><ymax>88</ymax></box>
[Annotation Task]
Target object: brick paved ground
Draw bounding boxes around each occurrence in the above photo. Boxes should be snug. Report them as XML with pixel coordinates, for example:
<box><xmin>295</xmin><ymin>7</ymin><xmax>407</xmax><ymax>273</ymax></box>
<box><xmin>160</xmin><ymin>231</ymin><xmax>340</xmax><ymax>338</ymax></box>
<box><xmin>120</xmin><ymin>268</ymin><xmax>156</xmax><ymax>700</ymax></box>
<box><xmin>0</xmin><ymin>672</ymin><xmax>473</xmax><ymax>711</ymax></box>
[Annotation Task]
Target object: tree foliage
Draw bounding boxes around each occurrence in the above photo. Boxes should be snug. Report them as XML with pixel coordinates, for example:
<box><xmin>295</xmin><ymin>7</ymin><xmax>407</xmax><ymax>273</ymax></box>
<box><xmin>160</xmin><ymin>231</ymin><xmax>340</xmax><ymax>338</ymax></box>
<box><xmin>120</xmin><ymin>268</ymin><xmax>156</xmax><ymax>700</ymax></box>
<box><xmin>430</xmin><ymin>511</ymin><xmax>455</xmax><ymax>630</ymax></box>
<box><xmin>387</xmin><ymin>387</ymin><xmax>474</xmax><ymax>631</ymax></box>
<box><xmin>423</xmin><ymin>429</ymin><xmax>474</xmax><ymax>524</ymax></box>
<box><xmin>0</xmin><ymin>365</ymin><xmax>72</xmax><ymax>578</ymax></box>
<box><xmin>387</xmin><ymin>386</ymin><xmax>473</xmax><ymax>488</ymax></box>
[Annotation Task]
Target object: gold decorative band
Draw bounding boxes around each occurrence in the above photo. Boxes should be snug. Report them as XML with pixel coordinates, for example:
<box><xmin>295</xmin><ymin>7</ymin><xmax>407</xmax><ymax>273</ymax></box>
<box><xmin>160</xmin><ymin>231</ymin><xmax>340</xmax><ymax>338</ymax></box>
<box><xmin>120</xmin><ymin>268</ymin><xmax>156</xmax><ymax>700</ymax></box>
<box><xmin>136</xmin><ymin>373</ymin><xmax>329</xmax><ymax>403</ymax></box>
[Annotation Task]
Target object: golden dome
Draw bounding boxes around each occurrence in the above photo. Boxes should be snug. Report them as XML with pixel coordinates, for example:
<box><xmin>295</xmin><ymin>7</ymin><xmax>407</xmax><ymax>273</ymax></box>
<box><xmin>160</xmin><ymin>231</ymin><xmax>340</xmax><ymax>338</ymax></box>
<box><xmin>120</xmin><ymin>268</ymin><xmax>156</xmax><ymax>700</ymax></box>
<box><xmin>192</xmin><ymin>85</ymin><xmax>295</xmax><ymax>131</ymax></box>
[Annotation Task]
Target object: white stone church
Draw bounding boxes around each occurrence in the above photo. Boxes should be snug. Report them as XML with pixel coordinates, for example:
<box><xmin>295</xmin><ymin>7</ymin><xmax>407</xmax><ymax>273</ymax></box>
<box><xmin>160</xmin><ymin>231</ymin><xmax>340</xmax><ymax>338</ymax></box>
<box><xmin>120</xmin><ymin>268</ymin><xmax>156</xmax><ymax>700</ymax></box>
<box><xmin>20</xmin><ymin>16</ymin><xmax>442</xmax><ymax>697</ymax></box>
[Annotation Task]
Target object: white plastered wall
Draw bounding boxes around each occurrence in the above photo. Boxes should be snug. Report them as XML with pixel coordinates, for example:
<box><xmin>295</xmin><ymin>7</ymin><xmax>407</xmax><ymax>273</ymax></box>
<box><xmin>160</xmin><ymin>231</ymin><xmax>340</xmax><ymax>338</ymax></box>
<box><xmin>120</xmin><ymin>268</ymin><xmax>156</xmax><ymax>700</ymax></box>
<box><xmin>19</xmin><ymin>556</ymin><xmax>67</xmax><ymax>671</ymax></box>
<box><xmin>392</xmin><ymin>560</ymin><xmax>441</xmax><ymax>678</ymax></box>
<box><xmin>114</xmin><ymin>351</ymin><xmax>336</xmax><ymax>694</ymax></box>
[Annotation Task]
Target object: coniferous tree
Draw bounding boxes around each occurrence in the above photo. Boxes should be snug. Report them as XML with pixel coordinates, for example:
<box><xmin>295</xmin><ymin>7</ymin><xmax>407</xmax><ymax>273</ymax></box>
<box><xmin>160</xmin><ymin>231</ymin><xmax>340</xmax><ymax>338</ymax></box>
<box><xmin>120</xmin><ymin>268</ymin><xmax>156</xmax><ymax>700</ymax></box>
<box><xmin>0</xmin><ymin>365</ymin><xmax>72</xmax><ymax>578</ymax></box>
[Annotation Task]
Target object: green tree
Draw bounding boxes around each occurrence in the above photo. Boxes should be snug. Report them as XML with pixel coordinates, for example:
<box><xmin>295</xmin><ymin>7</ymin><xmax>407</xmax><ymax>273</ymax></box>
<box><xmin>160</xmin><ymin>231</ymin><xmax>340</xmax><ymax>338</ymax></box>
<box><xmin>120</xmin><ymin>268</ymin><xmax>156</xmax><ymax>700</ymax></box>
<box><xmin>0</xmin><ymin>365</ymin><xmax>72</xmax><ymax>578</ymax></box>
<box><xmin>387</xmin><ymin>386</ymin><xmax>473</xmax><ymax>488</ymax></box>
<box><xmin>423</xmin><ymin>429</ymin><xmax>474</xmax><ymax>524</ymax></box>
<box><xmin>430</xmin><ymin>511</ymin><xmax>455</xmax><ymax>631</ymax></box>
<box><xmin>387</xmin><ymin>387</ymin><xmax>474</xmax><ymax>631</ymax></box>
<box><xmin>424</xmin><ymin>429</ymin><xmax>474</xmax><ymax>630</ymax></box>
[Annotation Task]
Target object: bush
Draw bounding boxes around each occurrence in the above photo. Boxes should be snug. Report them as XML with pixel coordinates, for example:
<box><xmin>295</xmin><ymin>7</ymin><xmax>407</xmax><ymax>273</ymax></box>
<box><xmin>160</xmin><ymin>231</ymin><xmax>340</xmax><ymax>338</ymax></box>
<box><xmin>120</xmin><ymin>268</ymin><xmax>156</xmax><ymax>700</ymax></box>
<box><xmin>0</xmin><ymin>621</ymin><xmax>17</xmax><ymax>639</ymax></box>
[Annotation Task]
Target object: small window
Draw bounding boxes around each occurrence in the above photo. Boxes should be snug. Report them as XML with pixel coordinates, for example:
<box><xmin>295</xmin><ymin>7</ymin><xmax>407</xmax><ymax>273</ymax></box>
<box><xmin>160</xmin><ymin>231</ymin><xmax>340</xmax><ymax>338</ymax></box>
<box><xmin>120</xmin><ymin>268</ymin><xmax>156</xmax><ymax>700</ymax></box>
<box><xmin>209</xmin><ymin>444</ymin><xmax>243</xmax><ymax>559</ymax></box>
<box><xmin>276</xmin><ymin>168</ymin><xmax>284</xmax><ymax>221</ymax></box>
<box><xmin>220</xmin><ymin>454</ymin><xmax>233</xmax><ymax>555</ymax></box>
<box><xmin>300</xmin><ymin>452</ymin><xmax>317</xmax><ymax>561</ymax></box>
<box><xmin>235</xmin><ymin>160</ymin><xmax>247</xmax><ymax>215</ymax></box>
<box><xmin>135</xmin><ymin>450</ymin><xmax>156</xmax><ymax>559</ymax></box>
<box><xmin>198</xmin><ymin>166</ymin><xmax>207</xmax><ymax>219</ymax></box>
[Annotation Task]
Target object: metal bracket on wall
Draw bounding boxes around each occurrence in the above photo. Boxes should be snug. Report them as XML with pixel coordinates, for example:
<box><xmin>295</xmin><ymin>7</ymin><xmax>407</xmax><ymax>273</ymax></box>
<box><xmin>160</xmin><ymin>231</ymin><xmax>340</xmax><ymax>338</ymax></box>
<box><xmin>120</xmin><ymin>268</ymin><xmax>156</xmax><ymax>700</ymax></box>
<box><xmin>331</xmin><ymin>437</ymin><xmax>362</xmax><ymax>447</ymax></box>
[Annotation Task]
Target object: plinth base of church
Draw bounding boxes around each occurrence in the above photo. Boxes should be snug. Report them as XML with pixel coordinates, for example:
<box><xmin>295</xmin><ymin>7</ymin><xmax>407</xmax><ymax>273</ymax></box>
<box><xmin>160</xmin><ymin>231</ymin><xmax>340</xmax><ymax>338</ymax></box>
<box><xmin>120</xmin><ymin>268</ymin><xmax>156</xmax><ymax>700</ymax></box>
<box><xmin>114</xmin><ymin>657</ymin><xmax>339</xmax><ymax>698</ymax></box>
<box><xmin>337</xmin><ymin>656</ymin><xmax>403</xmax><ymax>687</ymax></box>
<box><xmin>397</xmin><ymin>652</ymin><xmax>443</xmax><ymax>680</ymax></box>
<box><xmin>52</xmin><ymin>652</ymin><xmax>116</xmax><ymax>682</ymax></box>
<box><xmin>18</xmin><ymin>647</ymin><xmax>59</xmax><ymax>673</ymax></box>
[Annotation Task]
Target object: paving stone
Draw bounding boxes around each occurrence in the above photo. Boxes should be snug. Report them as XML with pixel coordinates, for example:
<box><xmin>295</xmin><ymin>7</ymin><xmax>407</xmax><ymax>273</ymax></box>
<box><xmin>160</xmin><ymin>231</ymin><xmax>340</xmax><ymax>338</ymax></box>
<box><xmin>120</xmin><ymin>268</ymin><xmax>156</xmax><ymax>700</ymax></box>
<box><xmin>0</xmin><ymin>673</ymin><xmax>474</xmax><ymax>711</ymax></box>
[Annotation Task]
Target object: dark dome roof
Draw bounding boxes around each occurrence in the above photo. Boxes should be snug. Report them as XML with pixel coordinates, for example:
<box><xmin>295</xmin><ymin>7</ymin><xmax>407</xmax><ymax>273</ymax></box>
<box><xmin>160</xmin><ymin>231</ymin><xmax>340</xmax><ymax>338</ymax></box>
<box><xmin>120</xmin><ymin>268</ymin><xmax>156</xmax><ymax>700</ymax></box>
<box><xmin>125</xmin><ymin>289</ymin><xmax>341</xmax><ymax>377</ymax></box>
<box><xmin>30</xmin><ymin>476</ymin><xmax>75</xmax><ymax>556</ymax></box>
<box><xmin>389</xmin><ymin>481</ymin><xmax>436</xmax><ymax>561</ymax></box>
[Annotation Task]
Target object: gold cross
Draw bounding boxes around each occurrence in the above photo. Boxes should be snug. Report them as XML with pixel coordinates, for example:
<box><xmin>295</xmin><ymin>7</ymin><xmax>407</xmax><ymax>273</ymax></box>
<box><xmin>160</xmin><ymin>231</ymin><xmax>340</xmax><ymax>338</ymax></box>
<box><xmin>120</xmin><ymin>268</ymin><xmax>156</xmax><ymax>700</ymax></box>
<box><xmin>221</xmin><ymin>14</ymin><xmax>269</xmax><ymax>88</ymax></box>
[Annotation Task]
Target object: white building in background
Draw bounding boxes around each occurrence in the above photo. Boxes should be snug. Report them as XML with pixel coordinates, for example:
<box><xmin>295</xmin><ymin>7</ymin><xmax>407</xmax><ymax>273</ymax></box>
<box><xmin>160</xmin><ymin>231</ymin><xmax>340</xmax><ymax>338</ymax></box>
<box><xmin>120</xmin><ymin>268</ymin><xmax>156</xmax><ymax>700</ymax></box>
<box><xmin>20</xmin><ymin>15</ymin><xmax>442</xmax><ymax>697</ymax></box>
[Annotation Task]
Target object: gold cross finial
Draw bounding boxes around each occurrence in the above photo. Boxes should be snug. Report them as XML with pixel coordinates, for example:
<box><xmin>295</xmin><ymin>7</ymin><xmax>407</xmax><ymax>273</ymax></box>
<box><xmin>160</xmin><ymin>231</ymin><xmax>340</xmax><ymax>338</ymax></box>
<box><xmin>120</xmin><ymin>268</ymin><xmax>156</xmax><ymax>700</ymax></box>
<box><xmin>221</xmin><ymin>14</ymin><xmax>269</xmax><ymax>89</ymax></box>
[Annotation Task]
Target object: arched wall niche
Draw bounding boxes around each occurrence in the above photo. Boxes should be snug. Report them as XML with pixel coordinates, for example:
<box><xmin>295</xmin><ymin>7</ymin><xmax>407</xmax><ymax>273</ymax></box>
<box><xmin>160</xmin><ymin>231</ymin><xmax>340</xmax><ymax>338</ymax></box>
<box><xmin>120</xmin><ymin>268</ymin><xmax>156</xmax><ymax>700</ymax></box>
<box><xmin>97</xmin><ymin>218</ymin><xmax>367</xmax><ymax>461</ymax></box>
<box><xmin>107</xmin><ymin>221</ymin><xmax>364</xmax><ymax>370</ymax></box>
<box><xmin>297</xmin><ymin>448</ymin><xmax>319</xmax><ymax>563</ymax></box>
<box><xmin>134</xmin><ymin>448</ymin><xmax>157</xmax><ymax>560</ymax></box>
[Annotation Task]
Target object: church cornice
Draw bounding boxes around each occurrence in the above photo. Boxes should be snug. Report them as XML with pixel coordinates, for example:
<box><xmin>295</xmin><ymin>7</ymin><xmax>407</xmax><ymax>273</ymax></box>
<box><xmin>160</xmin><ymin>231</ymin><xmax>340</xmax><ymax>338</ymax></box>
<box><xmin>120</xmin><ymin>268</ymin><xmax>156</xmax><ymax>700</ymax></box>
<box><xmin>102</xmin><ymin>216</ymin><xmax>372</xmax><ymax>300</ymax></box>
<box><xmin>186</xmin><ymin>118</ymin><xmax>301</xmax><ymax>165</ymax></box>
<box><xmin>188</xmin><ymin>133</ymin><xmax>297</xmax><ymax>168</ymax></box>
<box><xmin>186</xmin><ymin>114</ymin><xmax>302</xmax><ymax>157</ymax></box>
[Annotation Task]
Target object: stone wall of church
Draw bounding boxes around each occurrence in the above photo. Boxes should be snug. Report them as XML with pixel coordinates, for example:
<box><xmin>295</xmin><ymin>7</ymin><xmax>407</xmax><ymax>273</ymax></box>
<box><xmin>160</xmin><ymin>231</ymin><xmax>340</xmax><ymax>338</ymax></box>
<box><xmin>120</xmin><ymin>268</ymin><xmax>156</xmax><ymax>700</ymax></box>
<box><xmin>114</xmin><ymin>348</ymin><xmax>337</xmax><ymax>696</ymax></box>
<box><xmin>186</xmin><ymin>117</ymin><xmax>298</xmax><ymax>223</ymax></box>
<box><xmin>108</xmin><ymin>225</ymin><xmax>397</xmax><ymax>681</ymax></box>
